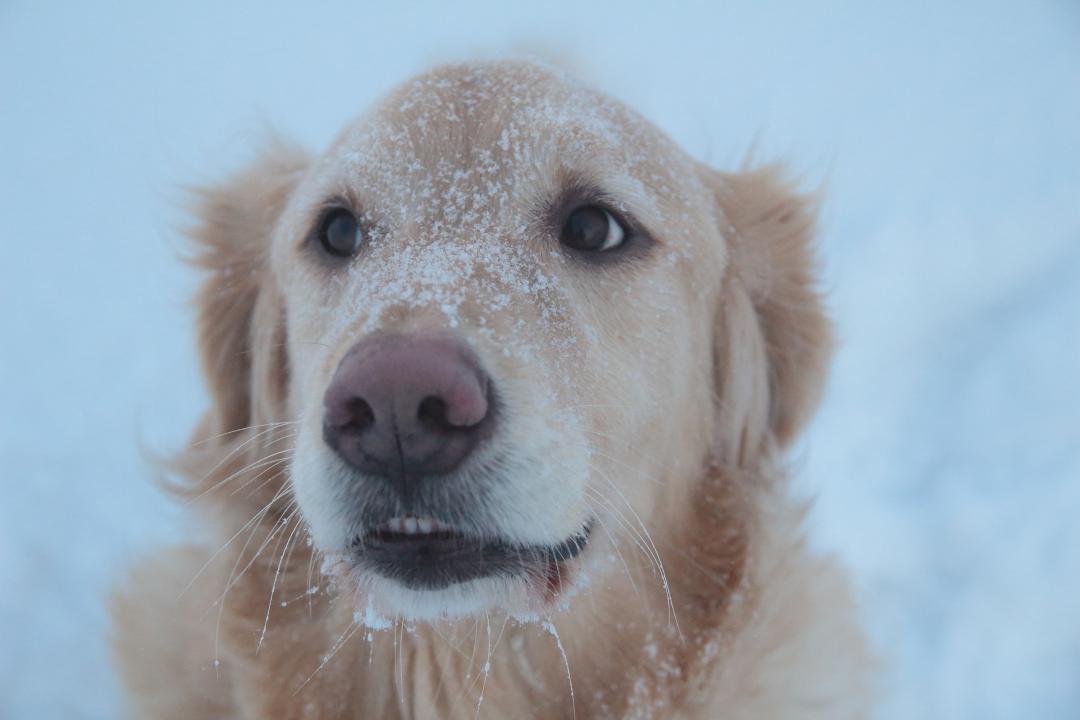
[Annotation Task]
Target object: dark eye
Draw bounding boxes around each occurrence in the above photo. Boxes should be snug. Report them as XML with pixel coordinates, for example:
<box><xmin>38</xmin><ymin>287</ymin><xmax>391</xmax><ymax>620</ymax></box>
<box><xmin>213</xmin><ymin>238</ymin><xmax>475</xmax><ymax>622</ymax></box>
<box><xmin>318</xmin><ymin>208</ymin><xmax>362</xmax><ymax>258</ymax></box>
<box><xmin>560</xmin><ymin>206</ymin><xmax>628</xmax><ymax>252</ymax></box>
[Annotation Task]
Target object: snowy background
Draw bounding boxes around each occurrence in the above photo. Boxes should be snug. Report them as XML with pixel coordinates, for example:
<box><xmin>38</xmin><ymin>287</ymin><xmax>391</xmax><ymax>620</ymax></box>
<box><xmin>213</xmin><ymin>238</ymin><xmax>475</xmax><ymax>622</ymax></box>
<box><xmin>1</xmin><ymin>1</ymin><xmax>1078</xmax><ymax>717</ymax></box>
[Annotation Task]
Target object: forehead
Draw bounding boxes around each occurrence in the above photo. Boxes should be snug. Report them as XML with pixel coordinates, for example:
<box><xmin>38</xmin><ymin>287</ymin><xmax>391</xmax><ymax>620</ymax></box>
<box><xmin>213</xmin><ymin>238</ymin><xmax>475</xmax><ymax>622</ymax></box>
<box><xmin>314</xmin><ymin>62</ymin><xmax>704</xmax><ymax>230</ymax></box>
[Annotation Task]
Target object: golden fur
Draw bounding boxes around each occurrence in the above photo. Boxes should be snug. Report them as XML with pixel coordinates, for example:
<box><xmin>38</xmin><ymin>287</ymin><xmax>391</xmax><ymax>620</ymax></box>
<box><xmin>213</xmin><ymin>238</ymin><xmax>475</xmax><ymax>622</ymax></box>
<box><xmin>112</xmin><ymin>61</ymin><xmax>872</xmax><ymax>718</ymax></box>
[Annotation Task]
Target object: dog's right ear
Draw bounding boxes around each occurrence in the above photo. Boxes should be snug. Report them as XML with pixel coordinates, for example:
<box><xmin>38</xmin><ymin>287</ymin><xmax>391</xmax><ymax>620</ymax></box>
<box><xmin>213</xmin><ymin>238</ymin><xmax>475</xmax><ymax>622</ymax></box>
<box><xmin>188</xmin><ymin>140</ymin><xmax>309</xmax><ymax>438</ymax></box>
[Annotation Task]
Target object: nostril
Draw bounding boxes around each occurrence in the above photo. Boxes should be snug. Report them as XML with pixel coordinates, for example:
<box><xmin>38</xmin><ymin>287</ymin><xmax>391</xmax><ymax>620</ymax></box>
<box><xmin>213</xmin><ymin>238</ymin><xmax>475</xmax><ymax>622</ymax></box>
<box><xmin>417</xmin><ymin>396</ymin><xmax>452</xmax><ymax>432</ymax></box>
<box><xmin>337</xmin><ymin>397</ymin><xmax>375</xmax><ymax>433</ymax></box>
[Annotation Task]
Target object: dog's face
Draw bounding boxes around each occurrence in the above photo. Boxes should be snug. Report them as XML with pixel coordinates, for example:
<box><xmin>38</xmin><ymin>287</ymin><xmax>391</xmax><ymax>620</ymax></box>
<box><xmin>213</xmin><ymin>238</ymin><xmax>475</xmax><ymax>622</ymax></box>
<box><xmin>194</xmin><ymin>61</ymin><xmax>829</xmax><ymax>622</ymax></box>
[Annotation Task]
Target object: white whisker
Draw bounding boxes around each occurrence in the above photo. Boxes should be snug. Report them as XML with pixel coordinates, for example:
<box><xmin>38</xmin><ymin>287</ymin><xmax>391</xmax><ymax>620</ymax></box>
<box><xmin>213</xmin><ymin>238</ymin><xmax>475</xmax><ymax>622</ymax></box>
<box><xmin>256</xmin><ymin>511</ymin><xmax>304</xmax><ymax>654</ymax></box>
<box><xmin>293</xmin><ymin>617</ymin><xmax>363</xmax><ymax>695</ymax></box>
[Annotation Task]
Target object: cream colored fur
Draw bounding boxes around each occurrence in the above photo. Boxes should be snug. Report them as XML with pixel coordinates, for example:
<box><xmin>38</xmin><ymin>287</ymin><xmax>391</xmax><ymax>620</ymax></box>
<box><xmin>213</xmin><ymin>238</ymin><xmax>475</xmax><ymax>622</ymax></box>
<box><xmin>112</xmin><ymin>60</ymin><xmax>872</xmax><ymax>719</ymax></box>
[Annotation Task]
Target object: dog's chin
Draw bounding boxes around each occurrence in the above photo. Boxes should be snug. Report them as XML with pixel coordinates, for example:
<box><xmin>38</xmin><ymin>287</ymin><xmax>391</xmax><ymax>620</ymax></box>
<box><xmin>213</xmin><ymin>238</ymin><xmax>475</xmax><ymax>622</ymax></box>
<box><xmin>326</xmin><ymin>520</ymin><xmax>593</xmax><ymax>623</ymax></box>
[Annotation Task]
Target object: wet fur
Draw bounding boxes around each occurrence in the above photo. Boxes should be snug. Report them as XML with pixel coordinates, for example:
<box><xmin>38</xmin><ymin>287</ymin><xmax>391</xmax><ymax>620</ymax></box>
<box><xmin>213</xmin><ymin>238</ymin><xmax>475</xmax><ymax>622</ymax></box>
<box><xmin>112</xmin><ymin>62</ymin><xmax>872</xmax><ymax>718</ymax></box>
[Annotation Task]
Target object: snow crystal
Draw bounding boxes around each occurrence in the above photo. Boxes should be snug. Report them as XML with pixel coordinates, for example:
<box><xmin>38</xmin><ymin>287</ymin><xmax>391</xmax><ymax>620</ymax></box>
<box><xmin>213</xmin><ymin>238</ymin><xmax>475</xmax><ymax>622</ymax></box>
<box><xmin>352</xmin><ymin>597</ymin><xmax>393</xmax><ymax>631</ymax></box>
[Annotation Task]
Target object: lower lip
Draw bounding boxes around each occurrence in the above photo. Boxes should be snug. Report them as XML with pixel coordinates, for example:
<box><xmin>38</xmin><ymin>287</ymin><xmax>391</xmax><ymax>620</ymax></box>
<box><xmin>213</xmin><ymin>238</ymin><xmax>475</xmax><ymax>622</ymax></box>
<box><xmin>349</xmin><ymin>526</ymin><xmax>591</xmax><ymax>591</ymax></box>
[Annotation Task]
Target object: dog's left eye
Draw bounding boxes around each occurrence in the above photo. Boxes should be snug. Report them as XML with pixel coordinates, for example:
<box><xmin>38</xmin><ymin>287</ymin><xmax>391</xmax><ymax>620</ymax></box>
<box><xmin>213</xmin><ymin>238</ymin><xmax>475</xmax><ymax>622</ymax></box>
<box><xmin>560</xmin><ymin>206</ymin><xmax>628</xmax><ymax>253</ymax></box>
<box><xmin>317</xmin><ymin>208</ymin><xmax>363</xmax><ymax>258</ymax></box>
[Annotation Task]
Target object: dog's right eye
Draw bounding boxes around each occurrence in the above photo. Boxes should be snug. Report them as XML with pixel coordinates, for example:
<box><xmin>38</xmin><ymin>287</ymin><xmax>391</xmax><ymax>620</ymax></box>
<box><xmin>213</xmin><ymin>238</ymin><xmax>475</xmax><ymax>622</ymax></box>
<box><xmin>560</xmin><ymin>206</ymin><xmax>628</xmax><ymax>253</ymax></box>
<box><xmin>317</xmin><ymin>209</ymin><xmax>363</xmax><ymax>258</ymax></box>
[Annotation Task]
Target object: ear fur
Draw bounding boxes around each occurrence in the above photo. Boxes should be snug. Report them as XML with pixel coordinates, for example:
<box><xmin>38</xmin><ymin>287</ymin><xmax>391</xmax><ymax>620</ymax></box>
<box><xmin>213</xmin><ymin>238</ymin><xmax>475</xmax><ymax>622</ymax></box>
<box><xmin>188</xmin><ymin>140</ymin><xmax>309</xmax><ymax>438</ymax></box>
<box><xmin>705</xmin><ymin>164</ymin><xmax>833</xmax><ymax>463</ymax></box>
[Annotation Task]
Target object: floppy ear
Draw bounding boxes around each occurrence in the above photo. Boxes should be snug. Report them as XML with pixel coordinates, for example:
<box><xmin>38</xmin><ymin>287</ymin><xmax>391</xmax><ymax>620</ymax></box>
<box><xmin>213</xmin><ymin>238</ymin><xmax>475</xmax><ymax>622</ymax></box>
<box><xmin>188</xmin><ymin>140</ymin><xmax>309</xmax><ymax>438</ymax></box>
<box><xmin>704</xmin><ymin>164</ymin><xmax>833</xmax><ymax>464</ymax></box>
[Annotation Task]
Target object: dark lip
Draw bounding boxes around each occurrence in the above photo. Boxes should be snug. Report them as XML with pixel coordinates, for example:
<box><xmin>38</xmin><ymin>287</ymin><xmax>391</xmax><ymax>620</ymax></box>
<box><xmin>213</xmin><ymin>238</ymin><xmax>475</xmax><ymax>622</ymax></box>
<box><xmin>349</xmin><ymin>522</ymin><xmax>593</xmax><ymax>591</ymax></box>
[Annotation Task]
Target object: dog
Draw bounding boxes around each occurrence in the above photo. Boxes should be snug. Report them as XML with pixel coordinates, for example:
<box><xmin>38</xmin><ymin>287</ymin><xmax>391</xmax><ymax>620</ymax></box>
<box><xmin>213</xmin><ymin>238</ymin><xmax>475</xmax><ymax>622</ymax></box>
<box><xmin>111</xmin><ymin>60</ymin><xmax>872</xmax><ymax>719</ymax></box>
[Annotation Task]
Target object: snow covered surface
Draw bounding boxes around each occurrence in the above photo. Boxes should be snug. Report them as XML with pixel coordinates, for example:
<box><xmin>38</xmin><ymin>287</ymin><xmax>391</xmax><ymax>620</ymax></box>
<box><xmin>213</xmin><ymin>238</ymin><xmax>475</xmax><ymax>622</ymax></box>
<box><xmin>1</xmin><ymin>1</ymin><xmax>1077</xmax><ymax>717</ymax></box>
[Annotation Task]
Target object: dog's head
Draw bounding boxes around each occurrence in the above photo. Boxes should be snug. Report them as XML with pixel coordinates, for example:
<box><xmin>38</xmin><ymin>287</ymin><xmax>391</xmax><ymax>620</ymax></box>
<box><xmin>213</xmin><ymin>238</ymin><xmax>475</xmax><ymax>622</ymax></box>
<box><xmin>190</xmin><ymin>61</ymin><xmax>829</xmax><ymax>621</ymax></box>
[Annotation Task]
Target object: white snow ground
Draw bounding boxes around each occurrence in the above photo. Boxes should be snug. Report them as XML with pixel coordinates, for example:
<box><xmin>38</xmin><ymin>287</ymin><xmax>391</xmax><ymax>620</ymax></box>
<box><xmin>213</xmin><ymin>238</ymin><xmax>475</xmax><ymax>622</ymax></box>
<box><xmin>1</xmin><ymin>1</ymin><xmax>1077</xmax><ymax>717</ymax></box>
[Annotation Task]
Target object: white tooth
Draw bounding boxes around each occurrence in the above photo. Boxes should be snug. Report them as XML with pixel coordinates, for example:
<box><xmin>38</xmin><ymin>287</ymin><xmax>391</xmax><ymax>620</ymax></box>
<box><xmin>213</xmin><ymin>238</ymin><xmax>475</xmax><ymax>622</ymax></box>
<box><xmin>403</xmin><ymin>517</ymin><xmax>418</xmax><ymax>534</ymax></box>
<box><xmin>417</xmin><ymin>518</ymin><xmax>433</xmax><ymax>533</ymax></box>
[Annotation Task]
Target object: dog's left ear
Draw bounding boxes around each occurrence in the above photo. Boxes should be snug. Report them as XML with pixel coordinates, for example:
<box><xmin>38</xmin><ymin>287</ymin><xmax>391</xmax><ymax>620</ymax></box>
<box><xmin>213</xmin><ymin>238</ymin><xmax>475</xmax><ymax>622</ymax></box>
<box><xmin>702</xmin><ymin>164</ymin><xmax>833</xmax><ymax>462</ymax></box>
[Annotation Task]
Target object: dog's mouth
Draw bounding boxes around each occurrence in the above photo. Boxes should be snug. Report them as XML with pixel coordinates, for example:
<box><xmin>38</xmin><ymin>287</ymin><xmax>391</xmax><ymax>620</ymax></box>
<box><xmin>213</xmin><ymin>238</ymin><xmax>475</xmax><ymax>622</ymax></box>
<box><xmin>350</xmin><ymin>515</ymin><xmax>592</xmax><ymax>591</ymax></box>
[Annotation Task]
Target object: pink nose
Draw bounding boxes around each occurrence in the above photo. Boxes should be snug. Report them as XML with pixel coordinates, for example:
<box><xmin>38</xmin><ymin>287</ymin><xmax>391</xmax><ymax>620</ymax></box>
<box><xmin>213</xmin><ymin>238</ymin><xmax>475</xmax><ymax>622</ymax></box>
<box><xmin>322</xmin><ymin>335</ymin><xmax>493</xmax><ymax>487</ymax></box>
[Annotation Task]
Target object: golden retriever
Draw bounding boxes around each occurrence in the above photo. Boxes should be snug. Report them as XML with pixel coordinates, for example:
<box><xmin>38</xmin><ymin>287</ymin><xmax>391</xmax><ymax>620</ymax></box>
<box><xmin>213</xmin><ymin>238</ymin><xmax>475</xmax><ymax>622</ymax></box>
<box><xmin>112</xmin><ymin>60</ymin><xmax>872</xmax><ymax>719</ymax></box>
